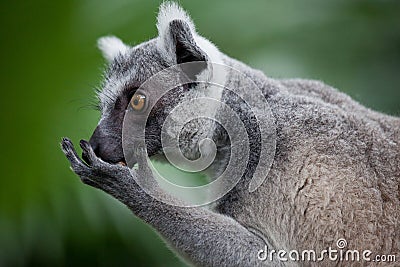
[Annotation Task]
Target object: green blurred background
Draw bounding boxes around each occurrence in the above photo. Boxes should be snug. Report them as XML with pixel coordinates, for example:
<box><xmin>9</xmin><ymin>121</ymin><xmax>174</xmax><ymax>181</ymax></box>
<box><xmin>0</xmin><ymin>0</ymin><xmax>399</xmax><ymax>266</ymax></box>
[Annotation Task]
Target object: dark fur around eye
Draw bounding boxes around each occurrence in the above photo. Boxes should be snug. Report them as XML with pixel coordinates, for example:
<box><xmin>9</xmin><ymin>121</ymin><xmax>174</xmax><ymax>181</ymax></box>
<box><xmin>113</xmin><ymin>84</ymin><xmax>140</xmax><ymax>111</ymax></box>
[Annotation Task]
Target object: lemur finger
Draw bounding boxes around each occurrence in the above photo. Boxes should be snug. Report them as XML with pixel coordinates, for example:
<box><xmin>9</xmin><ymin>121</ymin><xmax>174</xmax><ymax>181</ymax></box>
<box><xmin>79</xmin><ymin>139</ymin><xmax>121</xmax><ymax>171</ymax></box>
<box><xmin>61</xmin><ymin>137</ymin><xmax>93</xmax><ymax>177</ymax></box>
<box><xmin>62</xmin><ymin>138</ymin><xmax>138</xmax><ymax>191</ymax></box>
<box><xmin>61</xmin><ymin>138</ymin><xmax>86</xmax><ymax>167</ymax></box>
<box><xmin>79</xmin><ymin>139</ymin><xmax>100</xmax><ymax>166</ymax></box>
<box><xmin>80</xmin><ymin>139</ymin><xmax>136</xmax><ymax>177</ymax></box>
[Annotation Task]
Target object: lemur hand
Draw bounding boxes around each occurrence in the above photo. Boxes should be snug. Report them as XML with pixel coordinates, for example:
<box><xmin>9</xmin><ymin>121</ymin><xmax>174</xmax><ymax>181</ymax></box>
<box><xmin>61</xmin><ymin>138</ymin><xmax>136</xmax><ymax>198</ymax></box>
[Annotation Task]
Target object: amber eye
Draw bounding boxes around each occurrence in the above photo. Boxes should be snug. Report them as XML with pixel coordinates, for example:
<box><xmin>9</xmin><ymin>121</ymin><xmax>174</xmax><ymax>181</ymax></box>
<box><xmin>130</xmin><ymin>94</ymin><xmax>146</xmax><ymax>111</ymax></box>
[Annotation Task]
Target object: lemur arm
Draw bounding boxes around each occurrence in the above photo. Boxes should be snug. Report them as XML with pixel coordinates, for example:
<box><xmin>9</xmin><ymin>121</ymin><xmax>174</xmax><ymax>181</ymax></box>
<box><xmin>61</xmin><ymin>138</ymin><xmax>279</xmax><ymax>267</ymax></box>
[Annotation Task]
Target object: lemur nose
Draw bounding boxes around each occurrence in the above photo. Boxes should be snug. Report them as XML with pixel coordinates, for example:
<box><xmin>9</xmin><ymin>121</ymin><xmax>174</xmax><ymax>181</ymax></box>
<box><xmin>86</xmin><ymin>125</ymin><xmax>125</xmax><ymax>164</ymax></box>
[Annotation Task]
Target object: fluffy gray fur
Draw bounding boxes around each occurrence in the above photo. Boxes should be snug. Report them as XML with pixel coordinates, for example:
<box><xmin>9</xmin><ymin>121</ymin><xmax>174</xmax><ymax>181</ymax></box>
<box><xmin>62</xmin><ymin>2</ymin><xmax>400</xmax><ymax>266</ymax></box>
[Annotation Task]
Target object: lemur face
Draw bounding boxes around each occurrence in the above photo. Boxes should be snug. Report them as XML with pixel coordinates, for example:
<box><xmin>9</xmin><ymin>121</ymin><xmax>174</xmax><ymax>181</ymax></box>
<box><xmin>87</xmin><ymin>41</ymin><xmax>168</xmax><ymax>164</ymax></box>
<box><xmin>86</xmin><ymin>3</ymin><xmax>225</xmax><ymax>166</ymax></box>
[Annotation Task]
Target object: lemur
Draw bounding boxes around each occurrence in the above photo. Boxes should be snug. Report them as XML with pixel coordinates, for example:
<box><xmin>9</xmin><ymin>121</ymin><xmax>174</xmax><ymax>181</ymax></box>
<box><xmin>62</xmin><ymin>2</ymin><xmax>400</xmax><ymax>266</ymax></box>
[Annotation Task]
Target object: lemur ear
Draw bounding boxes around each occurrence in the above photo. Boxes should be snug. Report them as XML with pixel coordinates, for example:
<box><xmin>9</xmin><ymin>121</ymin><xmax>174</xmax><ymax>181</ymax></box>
<box><xmin>157</xmin><ymin>2</ymin><xmax>207</xmax><ymax>76</ymax></box>
<box><xmin>168</xmin><ymin>20</ymin><xmax>207</xmax><ymax>64</ymax></box>
<box><xmin>97</xmin><ymin>36</ymin><xmax>129</xmax><ymax>62</ymax></box>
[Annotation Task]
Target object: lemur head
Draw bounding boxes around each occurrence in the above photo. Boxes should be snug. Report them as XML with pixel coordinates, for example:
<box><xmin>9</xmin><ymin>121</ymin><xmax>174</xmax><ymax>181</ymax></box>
<box><xmin>87</xmin><ymin>2</ymin><xmax>226</xmax><ymax>166</ymax></box>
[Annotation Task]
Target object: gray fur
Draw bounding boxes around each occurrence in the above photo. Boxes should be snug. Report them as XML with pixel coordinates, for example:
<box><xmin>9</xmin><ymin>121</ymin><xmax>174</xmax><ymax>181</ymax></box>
<box><xmin>62</xmin><ymin>2</ymin><xmax>400</xmax><ymax>266</ymax></box>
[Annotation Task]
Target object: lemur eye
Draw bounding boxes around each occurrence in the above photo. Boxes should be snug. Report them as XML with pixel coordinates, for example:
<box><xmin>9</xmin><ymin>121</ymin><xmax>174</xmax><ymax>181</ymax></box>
<box><xmin>130</xmin><ymin>93</ymin><xmax>146</xmax><ymax>111</ymax></box>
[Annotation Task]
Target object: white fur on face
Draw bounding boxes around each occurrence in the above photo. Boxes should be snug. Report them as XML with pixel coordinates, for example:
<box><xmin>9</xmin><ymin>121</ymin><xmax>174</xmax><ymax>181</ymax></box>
<box><xmin>97</xmin><ymin>36</ymin><xmax>129</xmax><ymax>62</ymax></box>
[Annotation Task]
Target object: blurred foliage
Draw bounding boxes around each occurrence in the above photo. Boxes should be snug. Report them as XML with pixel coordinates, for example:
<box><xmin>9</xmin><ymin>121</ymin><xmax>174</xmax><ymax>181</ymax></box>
<box><xmin>0</xmin><ymin>0</ymin><xmax>399</xmax><ymax>266</ymax></box>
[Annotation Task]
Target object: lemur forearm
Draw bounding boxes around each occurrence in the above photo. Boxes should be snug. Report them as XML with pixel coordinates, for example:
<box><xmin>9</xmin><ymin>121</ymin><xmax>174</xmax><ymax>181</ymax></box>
<box><xmin>132</xmin><ymin>197</ymin><xmax>267</xmax><ymax>266</ymax></box>
<box><xmin>102</xmin><ymin>166</ymin><xmax>269</xmax><ymax>266</ymax></box>
<box><xmin>62</xmin><ymin>138</ymin><xmax>274</xmax><ymax>267</ymax></box>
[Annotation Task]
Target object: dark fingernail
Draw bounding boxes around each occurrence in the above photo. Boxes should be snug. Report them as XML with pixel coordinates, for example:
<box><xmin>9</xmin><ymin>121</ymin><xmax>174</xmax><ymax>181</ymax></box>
<box><xmin>61</xmin><ymin>138</ymin><xmax>71</xmax><ymax>150</ymax></box>
<box><xmin>79</xmin><ymin>139</ymin><xmax>89</xmax><ymax>149</ymax></box>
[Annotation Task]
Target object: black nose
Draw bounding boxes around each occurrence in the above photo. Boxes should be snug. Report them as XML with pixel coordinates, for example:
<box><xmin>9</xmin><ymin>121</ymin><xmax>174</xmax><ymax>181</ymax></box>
<box><xmin>85</xmin><ymin>125</ymin><xmax>124</xmax><ymax>164</ymax></box>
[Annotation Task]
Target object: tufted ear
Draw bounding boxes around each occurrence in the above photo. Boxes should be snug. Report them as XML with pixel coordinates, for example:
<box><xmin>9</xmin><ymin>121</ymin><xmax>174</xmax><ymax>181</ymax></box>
<box><xmin>157</xmin><ymin>2</ymin><xmax>207</xmax><ymax>77</ymax></box>
<box><xmin>97</xmin><ymin>36</ymin><xmax>129</xmax><ymax>62</ymax></box>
